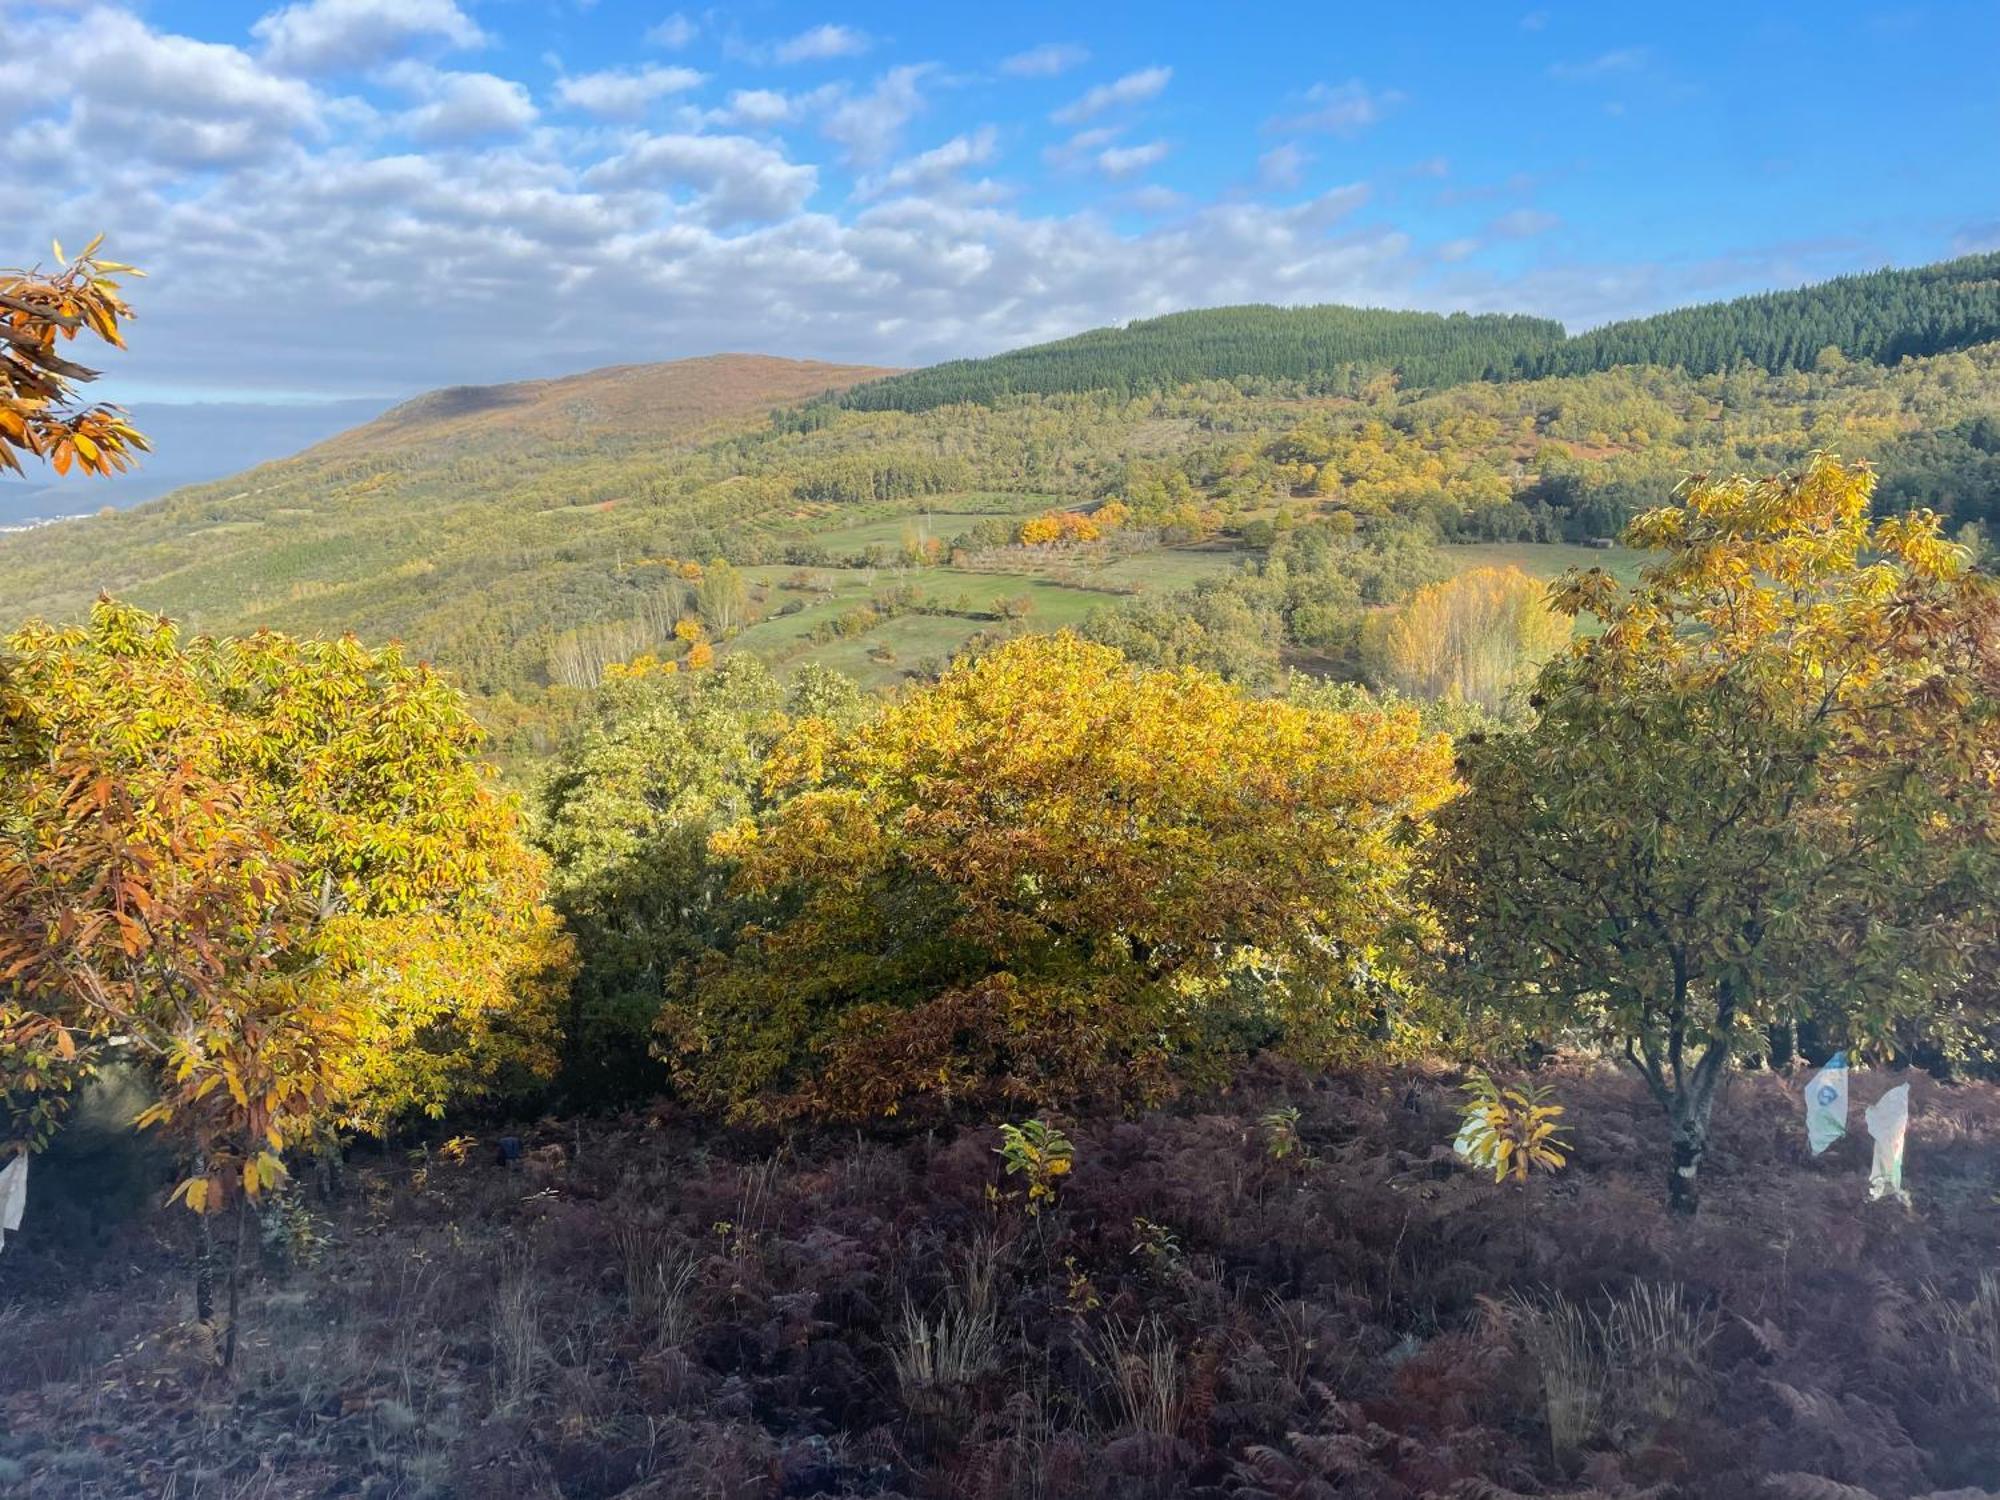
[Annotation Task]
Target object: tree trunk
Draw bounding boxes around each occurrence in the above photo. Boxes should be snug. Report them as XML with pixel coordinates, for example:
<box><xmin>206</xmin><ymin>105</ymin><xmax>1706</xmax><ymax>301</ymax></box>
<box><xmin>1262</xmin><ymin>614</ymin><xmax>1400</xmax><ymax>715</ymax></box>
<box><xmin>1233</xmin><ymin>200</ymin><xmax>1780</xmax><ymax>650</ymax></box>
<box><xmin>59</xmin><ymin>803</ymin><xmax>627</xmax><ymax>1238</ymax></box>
<box><xmin>194</xmin><ymin>1209</ymin><xmax>216</xmax><ymax>1324</ymax></box>
<box><xmin>1665</xmin><ymin>1055</ymin><xmax>1727</xmax><ymax>1217</ymax></box>
<box><xmin>224</xmin><ymin>1196</ymin><xmax>247</xmax><ymax>1370</ymax></box>
<box><xmin>1666</xmin><ymin>1116</ymin><xmax>1705</xmax><ymax>1216</ymax></box>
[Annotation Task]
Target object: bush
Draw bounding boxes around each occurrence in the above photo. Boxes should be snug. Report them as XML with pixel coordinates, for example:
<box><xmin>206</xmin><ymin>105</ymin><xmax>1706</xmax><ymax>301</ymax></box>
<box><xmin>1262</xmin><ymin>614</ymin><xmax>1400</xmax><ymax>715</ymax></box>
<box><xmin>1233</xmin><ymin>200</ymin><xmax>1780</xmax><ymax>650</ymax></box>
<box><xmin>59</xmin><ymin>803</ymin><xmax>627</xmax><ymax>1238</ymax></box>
<box><xmin>658</xmin><ymin>634</ymin><xmax>1459</xmax><ymax>1122</ymax></box>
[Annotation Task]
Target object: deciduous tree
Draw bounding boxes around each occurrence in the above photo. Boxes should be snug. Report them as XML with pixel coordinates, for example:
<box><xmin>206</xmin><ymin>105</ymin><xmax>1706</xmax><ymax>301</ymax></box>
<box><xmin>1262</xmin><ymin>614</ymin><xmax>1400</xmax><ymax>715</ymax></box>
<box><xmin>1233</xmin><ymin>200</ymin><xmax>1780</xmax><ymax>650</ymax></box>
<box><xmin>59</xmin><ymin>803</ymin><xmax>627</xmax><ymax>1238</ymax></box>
<box><xmin>666</xmin><ymin>633</ymin><xmax>1459</xmax><ymax>1121</ymax></box>
<box><xmin>0</xmin><ymin>602</ymin><xmax>571</xmax><ymax>1214</ymax></box>
<box><xmin>1430</xmin><ymin>456</ymin><xmax>1999</xmax><ymax>1213</ymax></box>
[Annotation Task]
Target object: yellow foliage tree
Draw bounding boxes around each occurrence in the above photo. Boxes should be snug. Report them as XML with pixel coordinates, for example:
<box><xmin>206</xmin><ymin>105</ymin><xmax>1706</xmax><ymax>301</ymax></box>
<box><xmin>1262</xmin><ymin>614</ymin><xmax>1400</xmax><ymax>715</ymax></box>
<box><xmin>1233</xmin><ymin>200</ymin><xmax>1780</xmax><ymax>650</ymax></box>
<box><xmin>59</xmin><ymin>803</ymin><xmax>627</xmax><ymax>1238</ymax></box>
<box><xmin>1432</xmin><ymin>457</ymin><xmax>2000</xmax><ymax>1214</ymax></box>
<box><xmin>665</xmin><ymin>632</ymin><xmax>1459</xmax><ymax>1121</ymax></box>
<box><xmin>0</xmin><ymin>602</ymin><xmax>572</xmax><ymax>1198</ymax></box>
<box><xmin>1365</xmin><ymin>565</ymin><xmax>1571</xmax><ymax>713</ymax></box>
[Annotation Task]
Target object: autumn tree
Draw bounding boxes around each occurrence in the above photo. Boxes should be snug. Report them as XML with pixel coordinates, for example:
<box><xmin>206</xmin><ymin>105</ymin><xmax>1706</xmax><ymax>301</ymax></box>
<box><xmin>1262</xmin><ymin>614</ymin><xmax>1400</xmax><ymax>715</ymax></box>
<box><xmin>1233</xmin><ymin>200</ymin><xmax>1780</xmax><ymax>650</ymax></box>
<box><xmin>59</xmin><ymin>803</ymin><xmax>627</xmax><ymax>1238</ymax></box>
<box><xmin>1</xmin><ymin>238</ymin><xmax>148</xmax><ymax>476</ymax></box>
<box><xmin>1430</xmin><ymin>457</ymin><xmax>1999</xmax><ymax>1214</ymax></box>
<box><xmin>534</xmin><ymin>657</ymin><xmax>868</xmax><ymax>1101</ymax></box>
<box><xmin>664</xmin><ymin>633</ymin><xmax>1459</xmax><ymax>1122</ymax></box>
<box><xmin>697</xmin><ymin>558</ymin><xmax>749</xmax><ymax>636</ymax></box>
<box><xmin>0</xmin><ymin>602</ymin><xmax>571</xmax><ymax>1236</ymax></box>
<box><xmin>1364</xmin><ymin>565</ymin><xmax>1571</xmax><ymax>714</ymax></box>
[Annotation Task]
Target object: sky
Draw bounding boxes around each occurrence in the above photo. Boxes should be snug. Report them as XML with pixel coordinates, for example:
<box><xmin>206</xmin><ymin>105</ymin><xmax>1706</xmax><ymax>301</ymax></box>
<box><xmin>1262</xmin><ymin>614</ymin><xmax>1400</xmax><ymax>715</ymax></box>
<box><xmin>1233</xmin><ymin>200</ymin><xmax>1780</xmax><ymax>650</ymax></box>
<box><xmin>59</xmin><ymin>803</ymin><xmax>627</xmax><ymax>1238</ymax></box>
<box><xmin>3</xmin><ymin>0</ymin><xmax>1997</xmax><ymax>417</ymax></box>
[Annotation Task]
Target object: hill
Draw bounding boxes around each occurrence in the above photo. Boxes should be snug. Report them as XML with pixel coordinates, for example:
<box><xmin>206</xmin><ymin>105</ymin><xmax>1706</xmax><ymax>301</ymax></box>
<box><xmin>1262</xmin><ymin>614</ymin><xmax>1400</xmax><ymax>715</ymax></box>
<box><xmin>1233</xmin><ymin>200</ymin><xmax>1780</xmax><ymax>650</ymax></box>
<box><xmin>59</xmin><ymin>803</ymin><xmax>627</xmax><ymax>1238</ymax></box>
<box><xmin>4</xmin><ymin>1058</ymin><xmax>1998</xmax><ymax>1496</ymax></box>
<box><xmin>841</xmin><ymin>254</ymin><xmax>2000</xmax><ymax>413</ymax></box>
<box><xmin>1532</xmin><ymin>251</ymin><xmax>2000</xmax><ymax>379</ymax></box>
<box><xmin>840</xmin><ymin>304</ymin><xmax>1565</xmax><ymax>412</ymax></box>
<box><xmin>4</xmin><ymin>265</ymin><xmax>2000</xmax><ymax>763</ymax></box>
<box><xmin>310</xmin><ymin>354</ymin><xmax>894</xmax><ymax>459</ymax></box>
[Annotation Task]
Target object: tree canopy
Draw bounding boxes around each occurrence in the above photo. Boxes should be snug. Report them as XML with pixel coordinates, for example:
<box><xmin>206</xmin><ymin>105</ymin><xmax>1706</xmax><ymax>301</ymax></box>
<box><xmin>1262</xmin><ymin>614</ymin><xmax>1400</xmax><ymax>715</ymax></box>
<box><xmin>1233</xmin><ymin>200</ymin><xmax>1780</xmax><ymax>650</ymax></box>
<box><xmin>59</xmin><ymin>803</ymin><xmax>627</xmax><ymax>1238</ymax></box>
<box><xmin>663</xmin><ymin>632</ymin><xmax>1460</xmax><ymax>1122</ymax></box>
<box><xmin>0</xmin><ymin>600</ymin><xmax>570</xmax><ymax>1211</ymax></box>
<box><xmin>1429</xmin><ymin>455</ymin><xmax>2000</xmax><ymax>1212</ymax></box>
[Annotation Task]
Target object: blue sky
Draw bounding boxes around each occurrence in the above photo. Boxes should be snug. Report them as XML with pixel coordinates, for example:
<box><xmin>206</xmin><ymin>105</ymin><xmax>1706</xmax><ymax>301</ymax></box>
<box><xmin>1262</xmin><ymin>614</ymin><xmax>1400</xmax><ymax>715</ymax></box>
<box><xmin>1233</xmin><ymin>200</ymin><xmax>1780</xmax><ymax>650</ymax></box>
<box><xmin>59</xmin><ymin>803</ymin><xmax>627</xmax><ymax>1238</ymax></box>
<box><xmin>2</xmin><ymin>0</ymin><xmax>1995</xmax><ymax>409</ymax></box>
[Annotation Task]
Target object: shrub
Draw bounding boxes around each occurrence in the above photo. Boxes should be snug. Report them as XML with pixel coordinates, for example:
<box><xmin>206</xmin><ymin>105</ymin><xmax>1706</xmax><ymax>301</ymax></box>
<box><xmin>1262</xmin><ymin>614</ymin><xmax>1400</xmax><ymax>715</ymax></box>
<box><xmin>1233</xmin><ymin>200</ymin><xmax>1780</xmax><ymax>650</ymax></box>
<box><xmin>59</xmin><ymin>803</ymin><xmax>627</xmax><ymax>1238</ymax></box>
<box><xmin>659</xmin><ymin>633</ymin><xmax>1459</xmax><ymax>1122</ymax></box>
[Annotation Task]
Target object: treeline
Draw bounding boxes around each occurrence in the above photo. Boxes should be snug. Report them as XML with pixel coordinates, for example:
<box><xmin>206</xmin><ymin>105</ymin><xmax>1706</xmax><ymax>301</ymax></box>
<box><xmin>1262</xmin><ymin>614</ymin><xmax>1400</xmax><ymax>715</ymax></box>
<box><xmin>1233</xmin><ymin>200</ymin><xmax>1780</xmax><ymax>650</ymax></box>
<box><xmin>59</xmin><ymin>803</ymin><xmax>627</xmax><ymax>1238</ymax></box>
<box><xmin>1530</xmin><ymin>252</ymin><xmax>2000</xmax><ymax>379</ymax></box>
<box><xmin>840</xmin><ymin>305</ymin><xmax>1566</xmax><ymax>412</ymax></box>
<box><xmin>839</xmin><ymin>254</ymin><xmax>2000</xmax><ymax>412</ymax></box>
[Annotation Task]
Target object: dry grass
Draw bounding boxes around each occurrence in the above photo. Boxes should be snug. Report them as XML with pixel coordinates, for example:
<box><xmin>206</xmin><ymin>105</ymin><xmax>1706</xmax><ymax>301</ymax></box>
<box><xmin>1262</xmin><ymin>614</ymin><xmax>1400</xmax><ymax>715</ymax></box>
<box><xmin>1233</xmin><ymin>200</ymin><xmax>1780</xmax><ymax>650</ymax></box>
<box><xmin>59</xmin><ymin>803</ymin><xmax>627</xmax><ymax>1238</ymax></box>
<box><xmin>6</xmin><ymin>1060</ymin><xmax>2000</xmax><ymax>1496</ymax></box>
<box><xmin>891</xmin><ymin>1238</ymin><xmax>1003</xmax><ymax>1401</ymax></box>
<box><xmin>491</xmin><ymin>1243</ymin><xmax>544</xmax><ymax>1411</ymax></box>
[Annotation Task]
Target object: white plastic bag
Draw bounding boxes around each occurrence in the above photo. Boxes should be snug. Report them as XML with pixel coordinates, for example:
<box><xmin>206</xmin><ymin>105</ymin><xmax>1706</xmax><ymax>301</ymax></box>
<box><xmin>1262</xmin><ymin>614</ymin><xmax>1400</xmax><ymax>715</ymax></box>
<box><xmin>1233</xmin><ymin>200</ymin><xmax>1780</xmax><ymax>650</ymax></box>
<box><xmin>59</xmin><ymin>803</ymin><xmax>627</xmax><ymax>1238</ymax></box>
<box><xmin>1802</xmin><ymin>1051</ymin><xmax>1849</xmax><ymax>1156</ymax></box>
<box><xmin>1864</xmin><ymin>1083</ymin><xmax>1911</xmax><ymax>1205</ymax></box>
<box><xmin>0</xmin><ymin>1153</ymin><xmax>28</xmax><ymax>1251</ymax></box>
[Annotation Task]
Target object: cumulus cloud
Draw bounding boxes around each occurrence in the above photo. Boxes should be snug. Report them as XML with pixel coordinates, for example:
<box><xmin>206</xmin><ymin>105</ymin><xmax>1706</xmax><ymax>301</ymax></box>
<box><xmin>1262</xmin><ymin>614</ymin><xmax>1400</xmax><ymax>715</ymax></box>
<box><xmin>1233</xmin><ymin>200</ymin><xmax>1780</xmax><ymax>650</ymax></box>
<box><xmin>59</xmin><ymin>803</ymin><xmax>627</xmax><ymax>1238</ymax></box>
<box><xmin>1095</xmin><ymin>140</ymin><xmax>1169</xmax><ymax>179</ymax></box>
<box><xmin>389</xmin><ymin>64</ymin><xmax>536</xmax><ymax>143</ymax></box>
<box><xmin>1052</xmin><ymin>66</ymin><xmax>1171</xmax><ymax>125</ymax></box>
<box><xmin>1269</xmin><ymin>80</ymin><xmax>1403</xmax><ymax>136</ymax></box>
<box><xmin>1042</xmin><ymin>126</ymin><xmax>1119</xmax><ymax>172</ymax></box>
<box><xmin>4</xmin><ymin>0</ymin><xmax>1855</xmax><ymax>412</ymax></box>
<box><xmin>1000</xmin><ymin>43</ymin><xmax>1088</xmax><ymax>78</ymax></box>
<box><xmin>253</xmin><ymin>0</ymin><xmax>484</xmax><ymax>74</ymax></box>
<box><xmin>556</xmin><ymin>64</ymin><xmax>707</xmax><ymax>120</ymax></box>
<box><xmin>857</xmin><ymin>127</ymin><xmax>1000</xmax><ymax>199</ymax></box>
<box><xmin>773</xmin><ymin>23</ymin><xmax>870</xmax><ymax>64</ymax></box>
<box><xmin>716</xmin><ymin>88</ymin><xmax>802</xmax><ymax>127</ymax></box>
<box><xmin>583</xmin><ymin>132</ymin><xmax>819</xmax><ymax>225</ymax></box>
<box><xmin>821</xmin><ymin>65</ymin><xmax>929</xmax><ymax>163</ymax></box>
<box><xmin>1258</xmin><ymin>142</ymin><xmax>1310</xmax><ymax>190</ymax></box>
<box><xmin>2</xmin><ymin>7</ymin><xmax>321</xmax><ymax>168</ymax></box>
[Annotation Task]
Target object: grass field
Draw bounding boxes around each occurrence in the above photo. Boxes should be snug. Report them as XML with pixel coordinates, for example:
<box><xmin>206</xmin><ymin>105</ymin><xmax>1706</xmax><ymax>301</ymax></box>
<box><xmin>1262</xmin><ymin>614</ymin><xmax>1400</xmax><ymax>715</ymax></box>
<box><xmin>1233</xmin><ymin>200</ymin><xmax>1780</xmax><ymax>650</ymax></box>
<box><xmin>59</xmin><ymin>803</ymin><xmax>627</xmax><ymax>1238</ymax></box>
<box><xmin>726</xmin><ymin>539</ymin><xmax>1634</xmax><ymax>690</ymax></box>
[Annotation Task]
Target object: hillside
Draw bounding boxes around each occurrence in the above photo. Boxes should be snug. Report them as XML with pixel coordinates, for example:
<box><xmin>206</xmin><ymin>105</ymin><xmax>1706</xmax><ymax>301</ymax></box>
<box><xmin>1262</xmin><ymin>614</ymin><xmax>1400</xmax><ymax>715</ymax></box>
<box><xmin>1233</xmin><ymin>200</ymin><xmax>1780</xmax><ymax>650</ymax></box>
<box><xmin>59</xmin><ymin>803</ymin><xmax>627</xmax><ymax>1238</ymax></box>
<box><xmin>3</xmin><ymin>265</ymin><xmax>2000</xmax><ymax>763</ymax></box>
<box><xmin>840</xmin><ymin>305</ymin><xmax>1566</xmax><ymax>413</ymax></box>
<box><xmin>309</xmin><ymin>354</ymin><xmax>895</xmax><ymax>459</ymax></box>
<box><xmin>841</xmin><ymin>254</ymin><xmax>2000</xmax><ymax>413</ymax></box>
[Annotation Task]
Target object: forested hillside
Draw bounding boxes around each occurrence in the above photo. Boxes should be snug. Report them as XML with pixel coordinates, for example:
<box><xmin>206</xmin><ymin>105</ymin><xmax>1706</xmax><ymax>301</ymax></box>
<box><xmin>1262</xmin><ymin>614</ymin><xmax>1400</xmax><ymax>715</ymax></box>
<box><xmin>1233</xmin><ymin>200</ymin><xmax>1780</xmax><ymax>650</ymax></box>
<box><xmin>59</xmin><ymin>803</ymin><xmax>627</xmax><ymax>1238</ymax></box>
<box><xmin>840</xmin><ymin>305</ymin><xmax>1565</xmax><ymax>412</ymax></box>
<box><xmin>1531</xmin><ymin>251</ymin><xmax>2000</xmax><ymax>378</ymax></box>
<box><xmin>841</xmin><ymin>253</ymin><xmax>2000</xmax><ymax>412</ymax></box>
<box><xmin>5</xmin><ymin>330</ymin><xmax>2000</xmax><ymax>762</ymax></box>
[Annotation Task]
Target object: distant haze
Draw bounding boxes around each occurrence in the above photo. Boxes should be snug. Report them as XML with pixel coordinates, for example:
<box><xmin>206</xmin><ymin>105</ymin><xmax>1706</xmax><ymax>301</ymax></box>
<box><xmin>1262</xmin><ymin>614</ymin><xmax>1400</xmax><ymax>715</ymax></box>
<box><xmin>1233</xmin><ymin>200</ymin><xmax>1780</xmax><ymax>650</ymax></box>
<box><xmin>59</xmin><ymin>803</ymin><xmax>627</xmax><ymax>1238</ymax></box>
<box><xmin>0</xmin><ymin>399</ymin><xmax>389</xmax><ymax>527</ymax></box>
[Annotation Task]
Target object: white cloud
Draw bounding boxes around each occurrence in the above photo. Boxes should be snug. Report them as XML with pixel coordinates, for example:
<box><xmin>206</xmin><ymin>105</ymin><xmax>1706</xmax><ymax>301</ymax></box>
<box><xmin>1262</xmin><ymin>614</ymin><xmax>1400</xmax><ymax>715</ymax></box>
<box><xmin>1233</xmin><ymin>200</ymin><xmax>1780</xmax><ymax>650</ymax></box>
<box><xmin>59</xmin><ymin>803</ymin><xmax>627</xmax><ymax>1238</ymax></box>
<box><xmin>718</xmin><ymin>88</ymin><xmax>801</xmax><ymax>127</ymax></box>
<box><xmin>821</xmin><ymin>65</ymin><xmax>929</xmax><ymax>163</ymax></box>
<box><xmin>389</xmin><ymin>65</ymin><xmax>536</xmax><ymax>143</ymax></box>
<box><xmin>1043</xmin><ymin>126</ymin><xmax>1119</xmax><ymax>172</ymax></box>
<box><xmin>584</xmin><ymin>132</ymin><xmax>819</xmax><ymax>225</ymax></box>
<box><xmin>772</xmin><ymin>23</ymin><xmax>870</xmax><ymax>64</ymax></box>
<box><xmin>1548</xmin><ymin>48</ymin><xmax>1648</xmax><ymax>80</ymax></box>
<box><xmin>253</xmin><ymin>0</ymin><xmax>484</xmax><ymax>74</ymax></box>
<box><xmin>1000</xmin><ymin>42</ymin><xmax>1088</xmax><ymax>78</ymax></box>
<box><xmin>646</xmin><ymin>13</ymin><xmax>697</xmax><ymax>49</ymax></box>
<box><xmin>1258</xmin><ymin>142</ymin><xmax>1310</xmax><ymax>190</ymax></box>
<box><xmin>1491</xmin><ymin>207</ymin><xmax>1560</xmax><ymax>237</ymax></box>
<box><xmin>1096</xmin><ymin>140</ymin><xmax>1168</xmax><ymax>179</ymax></box>
<box><xmin>1052</xmin><ymin>66</ymin><xmax>1171</xmax><ymax>125</ymax></box>
<box><xmin>7</xmin><ymin>0</ymin><xmax>1876</xmax><ymax>414</ymax></box>
<box><xmin>2</xmin><ymin>8</ymin><xmax>321</xmax><ymax>168</ymax></box>
<box><xmin>858</xmin><ymin>127</ymin><xmax>999</xmax><ymax>199</ymax></box>
<box><xmin>1269</xmin><ymin>80</ymin><xmax>1402</xmax><ymax>136</ymax></box>
<box><xmin>556</xmin><ymin>64</ymin><xmax>707</xmax><ymax>120</ymax></box>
